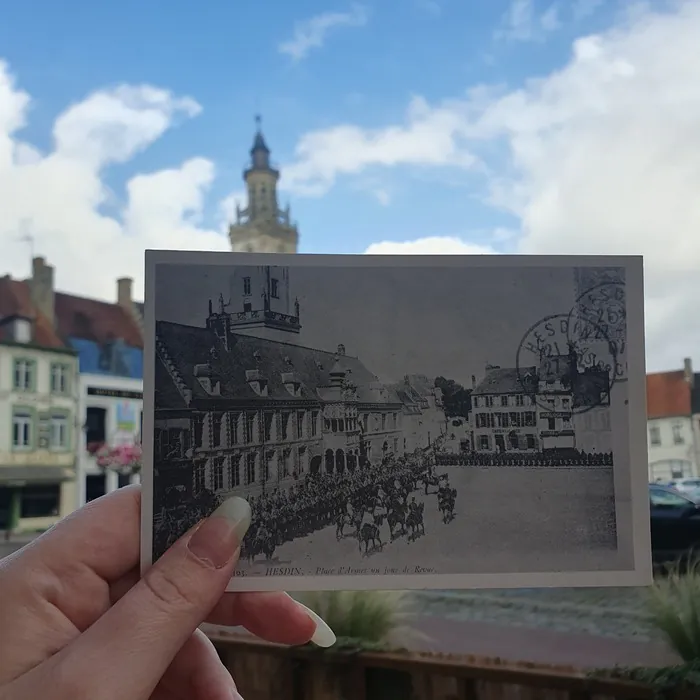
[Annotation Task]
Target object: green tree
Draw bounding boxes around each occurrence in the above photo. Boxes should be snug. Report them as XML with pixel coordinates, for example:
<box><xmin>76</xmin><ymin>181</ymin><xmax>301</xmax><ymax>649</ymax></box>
<box><xmin>434</xmin><ymin>376</ymin><xmax>472</xmax><ymax>417</ymax></box>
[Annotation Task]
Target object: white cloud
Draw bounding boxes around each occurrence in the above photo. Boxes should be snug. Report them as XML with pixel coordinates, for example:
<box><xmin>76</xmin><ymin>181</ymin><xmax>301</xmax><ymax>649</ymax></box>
<box><xmin>373</xmin><ymin>189</ymin><xmax>391</xmax><ymax>206</ymax></box>
<box><xmin>278</xmin><ymin>4</ymin><xmax>368</xmax><ymax>62</ymax></box>
<box><xmin>291</xmin><ymin>0</ymin><xmax>700</xmax><ymax>370</ymax></box>
<box><xmin>364</xmin><ymin>237</ymin><xmax>496</xmax><ymax>255</ymax></box>
<box><xmin>282</xmin><ymin>95</ymin><xmax>477</xmax><ymax>195</ymax></box>
<box><xmin>0</xmin><ymin>61</ymin><xmax>231</xmax><ymax>301</ymax></box>
<box><xmin>495</xmin><ymin>0</ymin><xmax>561</xmax><ymax>42</ymax></box>
<box><xmin>540</xmin><ymin>4</ymin><xmax>561</xmax><ymax>32</ymax></box>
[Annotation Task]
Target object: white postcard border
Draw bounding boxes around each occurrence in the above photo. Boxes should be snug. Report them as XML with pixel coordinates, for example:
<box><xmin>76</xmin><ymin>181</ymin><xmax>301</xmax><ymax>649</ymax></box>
<box><xmin>140</xmin><ymin>251</ymin><xmax>651</xmax><ymax>591</ymax></box>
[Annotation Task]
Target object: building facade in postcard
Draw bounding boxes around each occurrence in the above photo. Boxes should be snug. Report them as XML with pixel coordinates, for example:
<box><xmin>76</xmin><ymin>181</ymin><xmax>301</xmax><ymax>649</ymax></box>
<box><xmin>153</xmin><ymin>265</ymin><xmax>447</xmax><ymax>509</ymax></box>
<box><xmin>470</xmin><ymin>357</ymin><xmax>612</xmax><ymax>458</ymax></box>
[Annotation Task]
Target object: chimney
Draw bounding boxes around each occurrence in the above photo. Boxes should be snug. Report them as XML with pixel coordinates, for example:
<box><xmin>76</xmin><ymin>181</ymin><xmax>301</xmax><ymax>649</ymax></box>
<box><xmin>684</xmin><ymin>357</ymin><xmax>694</xmax><ymax>388</ymax></box>
<box><xmin>30</xmin><ymin>256</ymin><xmax>54</xmax><ymax>326</ymax></box>
<box><xmin>337</xmin><ymin>343</ymin><xmax>346</xmax><ymax>356</ymax></box>
<box><xmin>471</xmin><ymin>375</ymin><xmax>476</xmax><ymax>390</ymax></box>
<box><xmin>117</xmin><ymin>277</ymin><xmax>133</xmax><ymax>308</ymax></box>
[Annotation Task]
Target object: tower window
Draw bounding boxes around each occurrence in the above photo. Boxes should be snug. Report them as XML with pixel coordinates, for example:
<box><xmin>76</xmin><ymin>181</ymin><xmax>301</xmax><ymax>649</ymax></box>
<box><xmin>243</xmin><ymin>277</ymin><xmax>251</xmax><ymax>295</ymax></box>
<box><xmin>271</xmin><ymin>278</ymin><xmax>279</xmax><ymax>299</ymax></box>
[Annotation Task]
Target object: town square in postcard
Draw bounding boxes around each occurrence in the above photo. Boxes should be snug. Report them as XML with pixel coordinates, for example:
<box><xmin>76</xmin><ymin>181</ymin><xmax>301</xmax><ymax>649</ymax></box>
<box><xmin>141</xmin><ymin>253</ymin><xmax>650</xmax><ymax>590</ymax></box>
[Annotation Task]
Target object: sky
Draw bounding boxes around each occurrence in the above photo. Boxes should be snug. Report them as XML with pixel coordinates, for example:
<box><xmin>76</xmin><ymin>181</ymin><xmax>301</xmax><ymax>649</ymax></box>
<box><xmin>155</xmin><ymin>261</ymin><xmax>580</xmax><ymax>387</ymax></box>
<box><xmin>0</xmin><ymin>0</ymin><xmax>698</xmax><ymax>373</ymax></box>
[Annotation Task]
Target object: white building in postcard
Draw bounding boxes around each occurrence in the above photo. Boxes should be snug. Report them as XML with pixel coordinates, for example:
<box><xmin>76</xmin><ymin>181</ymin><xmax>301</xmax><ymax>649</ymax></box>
<box><xmin>470</xmin><ymin>354</ymin><xmax>611</xmax><ymax>456</ymax></box>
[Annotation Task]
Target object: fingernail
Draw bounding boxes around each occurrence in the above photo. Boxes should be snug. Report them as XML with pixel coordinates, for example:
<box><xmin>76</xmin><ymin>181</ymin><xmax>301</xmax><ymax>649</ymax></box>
<box><xmin>295</xmin><ymin>601</ymin><xmax>336</xmax><ymax>648</ymax></box>
<box><xmin>187</xmin><ymin>497</ymin><xmax>251</xmax><ymax>569</ymax></box>
<box><xmin>231</xmin><ymin>689</ymin><xmax>244</xmax><ymax>699</ymax></box>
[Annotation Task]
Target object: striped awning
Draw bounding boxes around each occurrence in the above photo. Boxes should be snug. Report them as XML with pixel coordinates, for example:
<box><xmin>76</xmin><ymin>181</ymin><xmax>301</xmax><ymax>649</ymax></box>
<box><xmin>0</xmin><ymin>467</ymin><xmax>75</xmax><ymax>486</ymax></box>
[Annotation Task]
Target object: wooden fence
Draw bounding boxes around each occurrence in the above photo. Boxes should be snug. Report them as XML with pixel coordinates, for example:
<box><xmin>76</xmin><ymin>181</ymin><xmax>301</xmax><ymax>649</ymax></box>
<box><xmin>209</xmin><ymin>632</ymin><xmax>694</xmax><ymax>700</ymax></box>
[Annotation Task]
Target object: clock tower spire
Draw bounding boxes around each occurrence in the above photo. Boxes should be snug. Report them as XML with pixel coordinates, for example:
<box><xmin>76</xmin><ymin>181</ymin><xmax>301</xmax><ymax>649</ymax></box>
<box><xmin>228</xmin><ymin>116</ymin><xmax>299</xmax><ymax>253</ymax></box>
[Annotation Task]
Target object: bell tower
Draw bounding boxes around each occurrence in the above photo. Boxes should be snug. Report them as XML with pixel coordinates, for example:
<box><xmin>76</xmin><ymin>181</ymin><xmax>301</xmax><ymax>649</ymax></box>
<box><xmin>228</xmin><ymin>116</ymin><xmax>299</xmax><ymax>254</ymax></box>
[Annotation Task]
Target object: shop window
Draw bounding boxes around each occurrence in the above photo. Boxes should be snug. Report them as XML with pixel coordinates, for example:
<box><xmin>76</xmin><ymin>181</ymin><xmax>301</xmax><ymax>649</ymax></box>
<box><xmin>86</xmin><ymin>475</ymin><xmax>106</xmax><ymax>502</ymax></box>
<box><xmin>86</xmin><ymin>406</ymin><xmax>107</xmax><ymax>446</ymax></box>
<box><xmin>20</xmin><ymin>485</ymin><xmax>60</xmax><ymax>518</ymax></box>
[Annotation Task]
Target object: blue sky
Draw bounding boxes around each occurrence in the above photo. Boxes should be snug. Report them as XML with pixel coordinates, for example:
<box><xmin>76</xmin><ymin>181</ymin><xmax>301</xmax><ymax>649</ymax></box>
<box><xmin>0</xmin><ymin>0</ymin><xmax>616</xmax><ymax>254</ymax></box>
<box><xmin>0</xmin><ymin>0</ymin><xmax>698</xmax><ymax>370</ymax></box>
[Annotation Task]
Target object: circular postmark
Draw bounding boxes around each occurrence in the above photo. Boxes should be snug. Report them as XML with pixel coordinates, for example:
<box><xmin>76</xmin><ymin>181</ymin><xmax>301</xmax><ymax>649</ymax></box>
<box><xmin>515</xmin><ymin>312</ymin><xmax>618</xmax><ymax>415</ymax></box>
<box><xmin>568</xmin><ymin>281</ymin><xmax>627</xmax><ymax>382</ymax></box>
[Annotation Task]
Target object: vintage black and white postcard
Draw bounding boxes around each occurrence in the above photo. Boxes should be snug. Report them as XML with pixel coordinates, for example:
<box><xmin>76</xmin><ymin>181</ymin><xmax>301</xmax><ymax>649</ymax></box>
<box><xmin>141</xmin><ymin>252</ymin><xmax>651</xmax><ymax>591</ymax></box>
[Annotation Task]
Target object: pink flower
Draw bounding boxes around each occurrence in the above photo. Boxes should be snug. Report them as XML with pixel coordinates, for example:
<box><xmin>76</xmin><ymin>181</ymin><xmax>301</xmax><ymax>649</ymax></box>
<box><xmin>94</xmin><ymin>442</ymin><xmax>142</xmax><ymax>473</ymax></box>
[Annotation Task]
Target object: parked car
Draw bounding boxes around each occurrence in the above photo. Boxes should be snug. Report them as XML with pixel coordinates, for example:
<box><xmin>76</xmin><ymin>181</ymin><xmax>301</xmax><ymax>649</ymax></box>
<box><xmin>666</xmin><ymin>477</ymin><xmax>700</xmax><ymax>501</ymax></box>
<box><xmin>650</xmin><ymin>484</ymin><xmax>700</xmax><ymax>566</ymax></box>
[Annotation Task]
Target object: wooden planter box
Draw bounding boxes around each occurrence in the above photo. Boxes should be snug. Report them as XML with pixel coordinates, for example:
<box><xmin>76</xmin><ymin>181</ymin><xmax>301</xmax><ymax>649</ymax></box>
<box><xmin>208</xmin><ymin>632</ymin><xmax>695</xmax><ymax>700</ymax></box>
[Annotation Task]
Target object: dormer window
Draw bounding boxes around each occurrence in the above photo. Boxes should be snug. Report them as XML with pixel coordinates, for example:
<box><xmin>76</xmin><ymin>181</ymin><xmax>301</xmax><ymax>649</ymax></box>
<box><xmin>253</xmin><ymin>350</ymin><xmax>262</xmax><ymax>363</ymax></box>
<box><xmin>281</xmin><ymin>371</ymin><xmax>301</xmax><ymax>397</ymax></box>
<box><xmin>11</xmin><ymin>318</ymin><xmax>31</xmax><ymax>344</ymax></box>
<box><xmin>246</xmin><ymin>369</ymin><xmax>268</xmax><ymax>397</ymax></box>
<box><xmin>284</xmin><ymin>355</ymin><xmax>293</xmax><ymax>366</ymax></box>
<box><xmin>315</xmin><ymin>360</ymin><xmax>324</xmax><ymax>370</ymax></box>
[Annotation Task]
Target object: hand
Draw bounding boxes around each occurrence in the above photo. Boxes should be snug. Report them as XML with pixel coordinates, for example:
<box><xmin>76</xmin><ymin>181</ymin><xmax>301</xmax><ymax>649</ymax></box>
<box><xmin>0</xmin><ymin>486</ymin><xmax>335</xmax><ymax>699</ymax></box>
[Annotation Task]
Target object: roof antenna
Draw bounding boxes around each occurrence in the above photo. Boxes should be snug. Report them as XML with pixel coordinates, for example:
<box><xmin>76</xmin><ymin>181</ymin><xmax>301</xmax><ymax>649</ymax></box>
<box><xmin>18</xmin><ymin>219</ymin><xmax>35</xmax><ymax>273</ymax></box>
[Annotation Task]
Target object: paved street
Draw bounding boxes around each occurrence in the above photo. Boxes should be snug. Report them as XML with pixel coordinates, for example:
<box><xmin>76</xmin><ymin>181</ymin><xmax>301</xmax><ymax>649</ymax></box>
<box><xmin>239</xmin><ymin>464</ymin><xmax>620</xmax><ymax>577</ymax></box>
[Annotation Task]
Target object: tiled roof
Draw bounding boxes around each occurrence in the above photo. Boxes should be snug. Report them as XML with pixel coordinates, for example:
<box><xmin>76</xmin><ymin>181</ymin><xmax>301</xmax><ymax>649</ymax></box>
<box><xmin>474</xmin><ymin>362</ymin><xmax>609</xmax><ymax>409</ymax></box>
<box><xmin>404</xmin><ymin>373</ymin><xmax>434</xmax><ymax>397</ymax></box>
<box><xmin>647</xmin><ymin>370</ymin><xmax>691</xmax><ymax>419</ymax></box>
<box><xmin>155</xmin><ymin>354</ymin><xmax>189</xmax><ymax>409</ymax></box>
<box><xmin>55</xmin><ymin>292</ymin><xmax>143</xmax><ymax>348</ymax></box>
<box><xmin>473</xmin><ymin>367</ymin><xmax>536</xmax><ymax>395</ymax></box>
<box><xmin>0</xmin><ymin>277</ymin><xmax>67</xmax><ymax>349</ymax></box>
<box><xmin>390</xmin><ymin>386</ymin><xmax>424</xmax><ymax>415</ymax></box>
<box><xmin>156</xmin><ymin>321</ymin><xmax>404</xmax><ymax>406</ymax></box>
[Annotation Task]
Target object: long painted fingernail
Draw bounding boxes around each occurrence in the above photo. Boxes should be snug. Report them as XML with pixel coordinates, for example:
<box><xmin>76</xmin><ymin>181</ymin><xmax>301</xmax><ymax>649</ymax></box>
<box><xmin>187</xmin><ymin>497</ymin><xmax>251</xmax><ymax>569</ymax></box>
<box><xmin>295</xmin><ymin>601</ymin><xmax>337</xmax><ymax>648</ymax></box>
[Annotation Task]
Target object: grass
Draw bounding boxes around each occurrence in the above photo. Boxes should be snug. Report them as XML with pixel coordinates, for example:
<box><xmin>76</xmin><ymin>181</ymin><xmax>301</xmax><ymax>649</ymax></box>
<box><xmin>294</xmin><ymin>590</ymin><xmax>415</xmax><ymax>649</ymax></box>
<box><xmin>591</xmin><ymin>560</ymin><xmax>700</xmax><ymax>698</ymax></box>
<box><xmin>590</xmin><ymin>661</ymin><xmax>700</xmax><ymax>699</ymax></box>
<box><xmin>648</xmin><ymin>559</ymin><xmax>700</xmax><ymax>663</ymax></box>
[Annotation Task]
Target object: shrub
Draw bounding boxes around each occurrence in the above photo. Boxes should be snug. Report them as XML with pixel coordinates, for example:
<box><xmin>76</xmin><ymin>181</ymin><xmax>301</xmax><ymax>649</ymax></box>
<box><xmin>294</xmin><ymin>590</ymin><xmax>414</xmax><ymax>648</ymax></box>
<box><xmin>648</xmin><ymin>559</ymin><xmax>700</xmax><ymax>663</ymax></box>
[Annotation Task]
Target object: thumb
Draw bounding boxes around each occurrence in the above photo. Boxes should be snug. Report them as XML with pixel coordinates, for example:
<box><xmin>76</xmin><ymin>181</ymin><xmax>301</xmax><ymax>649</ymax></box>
<box><xmin>57</xmin><ymin>496</ymin><xmax>251</xmax><ymax>700</ymax></box>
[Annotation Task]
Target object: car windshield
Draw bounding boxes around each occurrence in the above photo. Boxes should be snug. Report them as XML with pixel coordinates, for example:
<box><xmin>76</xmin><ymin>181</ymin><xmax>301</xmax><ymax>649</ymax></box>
<box><xmin>650</xmin><ymin>487</ymin><xmax>693</xmax><ymax>507</ymax></box>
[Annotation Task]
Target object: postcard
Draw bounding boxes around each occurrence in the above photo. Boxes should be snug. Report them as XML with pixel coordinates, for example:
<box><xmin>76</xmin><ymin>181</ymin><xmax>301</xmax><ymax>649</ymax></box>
<box><xmin>140</xmin><ymin>252</ymin><xmax>651</xmax><ymax>591</ymax></box>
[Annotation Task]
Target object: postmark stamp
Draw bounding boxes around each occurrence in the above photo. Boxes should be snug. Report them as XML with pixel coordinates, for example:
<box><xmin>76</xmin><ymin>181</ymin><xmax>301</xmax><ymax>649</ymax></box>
<box><xmin>515</xmin><ymin>312</ymin><xmax>618</xmax><ymax>415</ymax></box>
<box><xmin>570</xmin><ymin>280</ymin><xmax>627</xmax><ymax>381</ymax></box>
